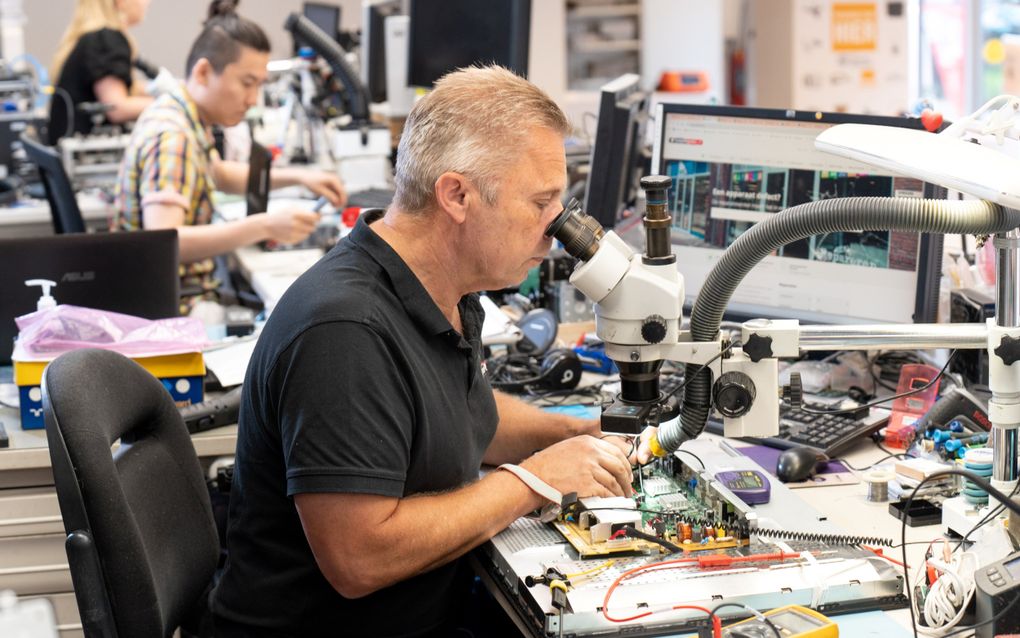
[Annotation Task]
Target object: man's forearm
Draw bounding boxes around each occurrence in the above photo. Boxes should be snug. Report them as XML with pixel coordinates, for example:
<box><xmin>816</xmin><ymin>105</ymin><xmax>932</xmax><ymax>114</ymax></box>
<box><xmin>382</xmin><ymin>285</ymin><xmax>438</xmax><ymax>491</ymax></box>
<box><xmin>175</xmin><ymin>217</ymin><xmax>266</xmax><ymax>262</ymax></box>
<box><xmin>270</xmin><ymin>166</ymin><xmax>307</xmax><ymax>190</ymax></box>
<box><xmin>483</xmin><ymin>391</ymin><xmax>597</xmax><ymax>465</ymax></box>
<box><xmin>299</xmin><ymin>469</ymin><xmax>543</xmax><ymax>598</ymax></box>
<box><xmin>211</xmin><ymin>159</ymin><xmax>249</xmax><ymax>194</ymax></box>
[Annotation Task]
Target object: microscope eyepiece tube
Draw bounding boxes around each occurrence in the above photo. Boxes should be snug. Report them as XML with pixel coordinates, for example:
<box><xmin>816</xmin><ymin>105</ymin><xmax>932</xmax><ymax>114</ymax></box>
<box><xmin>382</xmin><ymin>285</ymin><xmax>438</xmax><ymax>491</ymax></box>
<box><xmin>545</xmin><ymin>198</ymin><xmax>604</xmax><ymax>261</ymax></box>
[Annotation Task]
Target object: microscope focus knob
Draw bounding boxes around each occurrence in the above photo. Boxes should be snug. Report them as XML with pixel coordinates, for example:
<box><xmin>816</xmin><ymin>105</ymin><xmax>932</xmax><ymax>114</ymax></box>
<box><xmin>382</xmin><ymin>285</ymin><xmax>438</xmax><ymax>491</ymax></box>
<box><xmin>713</xmin><ymin>371</ymin><xmax>756</xmax><ymax>418</ymax></box>
<box><xmin>994</xmin><ymin>334</ymin><xmax>1020</xmax><ymax>366</ymax></box>
<box><xmin>641</xmin><ymin>314</ymin><xmax>668</xmax><ymax>344</ymax></box>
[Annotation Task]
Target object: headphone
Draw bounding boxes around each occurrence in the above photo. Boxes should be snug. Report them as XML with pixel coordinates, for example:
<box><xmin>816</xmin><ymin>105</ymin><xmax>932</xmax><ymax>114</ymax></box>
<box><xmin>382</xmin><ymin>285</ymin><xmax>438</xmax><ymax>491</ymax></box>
<box><xmin>487</xmin><ymin>348</ymin><xmax>583</xmax><ymax>394</ymax></box>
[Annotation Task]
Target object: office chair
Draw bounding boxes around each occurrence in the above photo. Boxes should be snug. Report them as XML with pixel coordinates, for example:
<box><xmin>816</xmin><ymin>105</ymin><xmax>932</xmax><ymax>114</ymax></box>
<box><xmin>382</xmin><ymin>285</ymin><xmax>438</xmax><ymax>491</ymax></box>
<box><xmin>42</xmin><ymin>349</ymin><xmax>220</xmax><ymax>638</ymax></box>
<box><xmin>20</xmin><ymin>132</ymin><xmax>86</xmax><ymax>234</ymax></box>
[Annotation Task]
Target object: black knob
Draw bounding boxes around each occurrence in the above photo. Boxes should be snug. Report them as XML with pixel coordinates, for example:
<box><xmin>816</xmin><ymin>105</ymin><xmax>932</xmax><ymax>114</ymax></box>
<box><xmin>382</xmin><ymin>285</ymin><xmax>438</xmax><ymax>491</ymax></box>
<box><xmin>640</xmin><ymin>174</ymin><xmax>672</xmax><ymax>197</ymax></box>
<box><xmin>640</xmin><ymin>314</ymin><xmax>668</xmax><ymax>344</ymax></box>
<box><xmin>713</xmin><ymin>371</ymin><xmax>756</xmax><ymax>418</ymax></box>
<box><xmin>994</xmin><ymin>335</ymin><xmax>1020</xmax><ymax>366</ymax></box>
<box><xmin>783</xmin><ymin>372</ymin><xmax>803</xmax><ymax>409</ymax></box>
<box><xmin>743</xmin><ymin>333</ymin><xmax>774</xmax><ymax>363</ymax></box>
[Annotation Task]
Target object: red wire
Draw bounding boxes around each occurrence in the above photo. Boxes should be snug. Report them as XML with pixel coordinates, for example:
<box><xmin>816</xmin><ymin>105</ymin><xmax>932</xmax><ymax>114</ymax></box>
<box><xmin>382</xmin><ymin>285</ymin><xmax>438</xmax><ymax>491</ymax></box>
<box><xmin>601</xmin><ymin>557</ymin><xmax>699</xmax><ymax>622</ymax></box>
<box><xmin>862</xmin><ymin>545</ymin><xmax>906</xmax><ymax>567</ymax></box>
<box><xmin>600</xmin><ymin>551</ymin><xmax>802</xmax><ymax>632</ymax></box>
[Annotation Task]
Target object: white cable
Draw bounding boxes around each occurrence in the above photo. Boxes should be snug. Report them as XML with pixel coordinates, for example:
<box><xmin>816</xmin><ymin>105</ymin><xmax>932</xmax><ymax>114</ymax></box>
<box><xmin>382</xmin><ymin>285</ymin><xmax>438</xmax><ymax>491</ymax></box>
<box><xmin>915</xmin><ymin>551</ymin><xmax>978</xmax><ymax>635</ymax></box>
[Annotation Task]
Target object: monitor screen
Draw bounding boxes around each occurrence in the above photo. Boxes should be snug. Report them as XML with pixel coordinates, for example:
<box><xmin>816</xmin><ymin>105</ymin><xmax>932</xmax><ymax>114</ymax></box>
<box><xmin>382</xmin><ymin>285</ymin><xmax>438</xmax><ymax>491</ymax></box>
<box><xmin>407</xmin><ymin>0</ymin><xmax>531</xmax><ymax>88</ymax></box>
<box><xmin>584</xmin><ymin>74</ymin><xmax>648</xmax><ymax>228</ymax></box>
<box><xmin>361</xmin><ymin>0</ymin><xmax>403</xmax><ymax>103</ymax></box>
<box><xmin>0</xmin><ymin>230</ymin><xmax>180</xmax><ymax>363</ymax></box>
<box><xmin>649</xmin><ymin>104</ymin><xmax>945</xmax><ymax>325</ymax></box>
<box><xmin>294</xmin><ymin>2</ymin><xmax>341</xmax><ymax>54</ymax></box>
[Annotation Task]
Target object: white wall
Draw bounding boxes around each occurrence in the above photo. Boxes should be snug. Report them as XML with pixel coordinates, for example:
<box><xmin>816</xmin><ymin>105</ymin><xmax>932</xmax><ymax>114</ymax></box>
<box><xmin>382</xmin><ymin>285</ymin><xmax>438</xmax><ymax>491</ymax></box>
<box><xmin>23</xmin><ymin>0</ymin><xmax>364</xmax><ymax>78</ymax></box>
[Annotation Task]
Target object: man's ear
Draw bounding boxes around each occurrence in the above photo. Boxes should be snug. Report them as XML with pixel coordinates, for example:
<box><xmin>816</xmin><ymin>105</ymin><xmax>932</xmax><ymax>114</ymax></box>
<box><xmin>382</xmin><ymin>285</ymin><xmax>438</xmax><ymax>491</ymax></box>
<box><xmin>191</xmin><ymin>58</ymin><xmax>213</xmax><ymax>87</ymax></box>
<box><xmin>433</xmin><ymin>172</ymin><xmax>473</xmax><ymax>224</ymax></box>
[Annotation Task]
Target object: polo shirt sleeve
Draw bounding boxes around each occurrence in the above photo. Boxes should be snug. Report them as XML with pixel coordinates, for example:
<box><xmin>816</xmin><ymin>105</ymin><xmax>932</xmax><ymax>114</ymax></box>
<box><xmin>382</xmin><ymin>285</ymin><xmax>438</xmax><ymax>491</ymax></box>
<box><xmin>134</xmin><ymin>130</ymin><xmax>202</xmax><ymax>217</ymax></box>
<box><xmin>270</xmin><ymin>321</ymin><xmax>415</xmax><ymax>498</ymax></box>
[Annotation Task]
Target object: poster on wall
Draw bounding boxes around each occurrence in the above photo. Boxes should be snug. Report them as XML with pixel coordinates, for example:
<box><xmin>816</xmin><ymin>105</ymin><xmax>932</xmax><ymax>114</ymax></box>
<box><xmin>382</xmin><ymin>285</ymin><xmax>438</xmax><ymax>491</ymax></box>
<box><xmin>793</xmin><ymin>1</ymin><xmax>909</xmax><ymax>114</ymax></box>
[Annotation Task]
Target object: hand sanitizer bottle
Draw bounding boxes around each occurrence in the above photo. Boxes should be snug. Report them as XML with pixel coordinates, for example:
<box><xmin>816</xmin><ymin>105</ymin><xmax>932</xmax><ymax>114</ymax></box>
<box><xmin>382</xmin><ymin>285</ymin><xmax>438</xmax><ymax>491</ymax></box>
<box><xmin>24</xmin><ymin>279</ymin><xmax>57</xmax><ymax>311</ymax></box>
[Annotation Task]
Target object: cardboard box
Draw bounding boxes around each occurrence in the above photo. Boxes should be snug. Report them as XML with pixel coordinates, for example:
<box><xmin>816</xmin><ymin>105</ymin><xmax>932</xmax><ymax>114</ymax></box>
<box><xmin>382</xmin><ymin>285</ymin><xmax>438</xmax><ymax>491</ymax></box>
<box><xmin>13</xmin><ymin>351</ymin><xmax>205</xmax><ymax>430</ymax></box>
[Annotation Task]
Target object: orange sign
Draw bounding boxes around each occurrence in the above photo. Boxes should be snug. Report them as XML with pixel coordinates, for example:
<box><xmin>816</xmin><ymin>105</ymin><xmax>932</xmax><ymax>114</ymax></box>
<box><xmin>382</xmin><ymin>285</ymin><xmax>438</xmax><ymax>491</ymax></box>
<box><xmin>832</xmin><ymin>3</ymin><xmax>877</xmax><ymax>52</ymax></box>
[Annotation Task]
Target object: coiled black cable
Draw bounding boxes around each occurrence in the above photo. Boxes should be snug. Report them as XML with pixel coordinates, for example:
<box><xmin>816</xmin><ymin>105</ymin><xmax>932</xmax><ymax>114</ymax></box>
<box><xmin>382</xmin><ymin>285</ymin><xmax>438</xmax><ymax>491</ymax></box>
<box><xmin>754</xmin><ymin>527</ymin><xmax>894</xmax><ymax>548</ymax></box>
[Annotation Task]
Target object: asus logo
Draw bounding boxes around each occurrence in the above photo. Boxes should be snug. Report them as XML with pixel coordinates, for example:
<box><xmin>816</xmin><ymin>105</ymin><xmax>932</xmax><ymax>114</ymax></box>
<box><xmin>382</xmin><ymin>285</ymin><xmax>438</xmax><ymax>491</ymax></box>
<box><xmin>61</xmin><ymin>271</ymin><xmax>95</xmax><ymax>282</ymax></box>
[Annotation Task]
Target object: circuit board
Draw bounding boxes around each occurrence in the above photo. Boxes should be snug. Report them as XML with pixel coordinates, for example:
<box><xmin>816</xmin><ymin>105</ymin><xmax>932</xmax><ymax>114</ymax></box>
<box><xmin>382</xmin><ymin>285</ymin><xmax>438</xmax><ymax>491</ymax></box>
<box><xmin>552</xmin><ymin>456</ymin><xmax>752</xmax><ymax>558</ymax></box>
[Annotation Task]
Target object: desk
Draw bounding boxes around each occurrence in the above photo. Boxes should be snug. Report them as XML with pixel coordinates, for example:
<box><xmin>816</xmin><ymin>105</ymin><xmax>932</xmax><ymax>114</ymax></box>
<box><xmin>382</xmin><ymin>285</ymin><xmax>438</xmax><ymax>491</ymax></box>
<box><xmin>0</xmin><ymin>194</ymin><xmax>114</xmax><ymax>239</ymax></box>
<box><xmin>0</xmin><ymin>402</ymin><xmax>237</xmax><ymax>637</ymax></box>
<box><xmin>232</xmin><ymin>244</ymin><xmax>323</xmax><ymax>313</ymax></box>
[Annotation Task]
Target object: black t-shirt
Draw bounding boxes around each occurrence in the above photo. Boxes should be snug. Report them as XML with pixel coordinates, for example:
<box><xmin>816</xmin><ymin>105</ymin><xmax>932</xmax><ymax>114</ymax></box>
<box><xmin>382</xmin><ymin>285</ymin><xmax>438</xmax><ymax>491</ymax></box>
<box><xmin>211</xmin><ymin>211</ymin><xmax>499</xmax><ymax>637</ymax></box>
<box><xmin>48</xmin><ymin>28</ymin><xmax>133</xmax><ymax>143</ymax></box>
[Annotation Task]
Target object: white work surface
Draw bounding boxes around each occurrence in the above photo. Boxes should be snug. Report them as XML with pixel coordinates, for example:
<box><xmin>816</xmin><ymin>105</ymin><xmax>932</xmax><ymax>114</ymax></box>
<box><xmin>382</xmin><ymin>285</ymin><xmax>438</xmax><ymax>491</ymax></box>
<box><xmin>0</xmin><ymin>193</ymin><xmax>113</xmax><ymax>238</ymax></box>
<box><xmin>233</xmin><ymin>244</ymin><xmax>323</xmax><ymax>313</ymax></box>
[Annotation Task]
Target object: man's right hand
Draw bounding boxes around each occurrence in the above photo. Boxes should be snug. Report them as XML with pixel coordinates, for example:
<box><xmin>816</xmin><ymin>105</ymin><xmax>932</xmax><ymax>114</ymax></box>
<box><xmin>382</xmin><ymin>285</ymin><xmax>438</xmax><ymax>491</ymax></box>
<box><xmin>519</xmin><ymin>434</ymin><xmax>634</xmax><ymax>498</ymax></box>
<box><xmin>260</xmin><ymin>208</ymin><xmax>320</xmax><ymax>244</ymax></box>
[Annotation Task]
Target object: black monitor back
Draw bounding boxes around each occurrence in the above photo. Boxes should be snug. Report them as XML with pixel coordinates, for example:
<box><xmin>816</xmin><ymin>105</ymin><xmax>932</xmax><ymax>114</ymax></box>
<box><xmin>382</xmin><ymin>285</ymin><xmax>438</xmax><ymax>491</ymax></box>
<box><xmin>585</xmin><ymin>75</ymin><xmax>647</xmax><ymax>228</ymax></box>
<box><xmin>0</xmin><ymin>230</ymin><xmax>180</xmax><ymax>363</ymax></box>
<box><xmin>293</xmin><ymin>2</ymin><xmax>341</xmax><ymax>54</ymax></box>
<box><xmin>362</xmin><ymin>0</ymin><xmax>403</xmax><ymax>103</ymax></box>
<box><xmin>21</xmin><ymin>131</ymin><xmax>85</xmax><ymax>234</ymax></box>
<box><xmin>407</xmin><ymin>0</ymin><xmax>531</xmax><ymax>87</ymax></box>
<box><xmin>246</xmin><ymin>140</ymin><xmax>272</xmax><ymax>215</ymax></box>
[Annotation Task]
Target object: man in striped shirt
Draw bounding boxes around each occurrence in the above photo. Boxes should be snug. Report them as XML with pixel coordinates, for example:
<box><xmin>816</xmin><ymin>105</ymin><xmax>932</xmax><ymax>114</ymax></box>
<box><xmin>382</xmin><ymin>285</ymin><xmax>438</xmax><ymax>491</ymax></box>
<box><xmin>114</xmin><ymin>10</ymin><xmax>345</xmax><ymax>302</ymax></box>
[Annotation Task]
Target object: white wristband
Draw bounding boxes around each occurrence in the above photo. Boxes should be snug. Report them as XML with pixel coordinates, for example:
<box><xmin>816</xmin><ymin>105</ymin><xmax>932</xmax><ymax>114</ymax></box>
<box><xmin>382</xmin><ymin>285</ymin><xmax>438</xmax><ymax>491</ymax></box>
<box><xmin>498</xmin><ymin>463</ymin><xmax>562</xmax><ymax>504</ymax></box>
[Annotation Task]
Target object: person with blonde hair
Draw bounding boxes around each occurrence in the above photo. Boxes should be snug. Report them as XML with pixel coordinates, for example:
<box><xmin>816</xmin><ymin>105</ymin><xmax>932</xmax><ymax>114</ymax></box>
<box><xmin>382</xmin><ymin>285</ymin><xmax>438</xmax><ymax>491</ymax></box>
<box><xmin>48</xmin><ymin>0</ymin><xmax>153</xmax><ymax>143</ymax></box>
<box><xmin>211</xmin><ymin>65</ymin><xmax>635</xmax><ymax>637</ymax></box>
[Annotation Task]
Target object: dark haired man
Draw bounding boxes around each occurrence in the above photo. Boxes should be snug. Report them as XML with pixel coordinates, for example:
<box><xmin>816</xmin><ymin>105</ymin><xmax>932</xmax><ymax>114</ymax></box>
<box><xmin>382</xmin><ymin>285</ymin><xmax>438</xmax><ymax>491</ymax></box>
<box><xmin>114</xmin><ymin>13</ymin><xmax>345</xmax><ymax>300</ymax></box>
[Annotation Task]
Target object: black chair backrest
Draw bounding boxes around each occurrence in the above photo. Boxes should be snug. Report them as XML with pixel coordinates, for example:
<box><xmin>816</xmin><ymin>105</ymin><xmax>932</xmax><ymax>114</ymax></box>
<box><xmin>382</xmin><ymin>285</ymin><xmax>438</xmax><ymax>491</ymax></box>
<box><xmin>21</xmin><ymin>132</ymin><xmax>85</xmax><ymax>234</ymax></box>
<box><xmin>42</xmin><ymin>349</ymin><xmax>219</xmax><ymax>638</ymax></box>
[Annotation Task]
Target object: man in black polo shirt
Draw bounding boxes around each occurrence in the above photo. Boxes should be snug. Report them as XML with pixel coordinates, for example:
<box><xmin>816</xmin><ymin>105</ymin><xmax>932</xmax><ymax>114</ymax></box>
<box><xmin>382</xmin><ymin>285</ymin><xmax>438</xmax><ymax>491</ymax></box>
<box><xmin>211</xmin><ymin>66</ymin><xmax>635</xmax><ymax>637</ymax></box>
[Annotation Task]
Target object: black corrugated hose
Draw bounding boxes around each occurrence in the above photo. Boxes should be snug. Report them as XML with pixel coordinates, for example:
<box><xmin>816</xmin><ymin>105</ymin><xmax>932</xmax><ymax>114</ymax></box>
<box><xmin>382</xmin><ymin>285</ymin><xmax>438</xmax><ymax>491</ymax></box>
<box><xmin>656</xmin><ymin>197</ymin><xmax>1020</xmax><ymax>453</ymax></box>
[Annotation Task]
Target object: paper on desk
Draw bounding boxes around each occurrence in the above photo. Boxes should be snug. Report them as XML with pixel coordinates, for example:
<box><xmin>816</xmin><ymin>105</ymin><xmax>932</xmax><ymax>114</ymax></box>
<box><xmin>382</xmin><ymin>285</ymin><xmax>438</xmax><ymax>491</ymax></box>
<box><xmin>202</xmin><ymin>338</ymin><xmax>257</xmax><ymax>388</ymax></box>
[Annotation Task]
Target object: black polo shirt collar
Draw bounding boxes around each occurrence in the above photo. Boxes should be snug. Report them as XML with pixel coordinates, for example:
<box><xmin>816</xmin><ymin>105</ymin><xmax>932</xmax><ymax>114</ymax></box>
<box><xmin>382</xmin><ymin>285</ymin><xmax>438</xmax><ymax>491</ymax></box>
<box><xmin>346</xmin><ymin>210</ymin><xmax>484</xmax><ymax>348</ymax></box>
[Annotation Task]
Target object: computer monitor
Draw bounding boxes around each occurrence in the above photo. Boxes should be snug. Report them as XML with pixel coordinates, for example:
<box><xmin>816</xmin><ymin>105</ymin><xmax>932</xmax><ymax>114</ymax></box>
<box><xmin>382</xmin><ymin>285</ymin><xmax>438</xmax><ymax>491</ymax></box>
<box><xmin>406</xmin><ymin>0</ymin><xmax>531</xmax><ymax>88</ymax></box>
<box><xmin>649</xmin><ymin>103</ymin><xmax>946</xmax><ymax>325</ymax></box>
<box><xmin>0</xmin><ymin>230</ymin><xmax>180</xmax><ymax>363</ymax></box>
<box><xmin>293</xmin><ymin>2</ymin><xmax>342</xmax><ymax>55</ymax></box>
<box><xmin>361</xmin><ymin>0</ymin><xmax>402</xmax><ymax>104</ymax></box>
<box><xmin>584</xmin><ymin>74</ymin><xmax>648</xmax><ymax>228</ymax></box>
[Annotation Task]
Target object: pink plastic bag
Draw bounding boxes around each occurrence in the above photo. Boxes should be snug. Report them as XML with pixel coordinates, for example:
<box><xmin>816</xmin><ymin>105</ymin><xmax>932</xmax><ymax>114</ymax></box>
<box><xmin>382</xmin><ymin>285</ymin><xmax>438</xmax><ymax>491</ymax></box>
<box><xmin>12</xmin><ymin>305</ymin><xmax>210</xmax><ymax>361</ymax></box>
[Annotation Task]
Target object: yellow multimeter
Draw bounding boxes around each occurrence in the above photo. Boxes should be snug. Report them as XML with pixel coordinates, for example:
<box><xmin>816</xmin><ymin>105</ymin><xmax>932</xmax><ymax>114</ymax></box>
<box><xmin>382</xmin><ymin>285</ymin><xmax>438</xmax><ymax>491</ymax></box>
<box><xmin>721</xmin><ymin>605</ymin><xmax>838</xmax><ymax>638</ymax></box>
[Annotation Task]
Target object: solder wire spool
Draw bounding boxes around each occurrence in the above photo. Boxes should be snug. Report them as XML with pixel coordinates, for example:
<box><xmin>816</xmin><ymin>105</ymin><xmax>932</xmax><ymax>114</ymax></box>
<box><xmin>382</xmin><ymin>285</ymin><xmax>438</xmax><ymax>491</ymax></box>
<box><xmin>862</xmin><ymin>470</ymin><xmax>894</xmax><ymax>502</ymax></box>
<box><xmin>962</xmin><ymin>447</ymin><xmax>994</xmax><ymax>505</ymax></box>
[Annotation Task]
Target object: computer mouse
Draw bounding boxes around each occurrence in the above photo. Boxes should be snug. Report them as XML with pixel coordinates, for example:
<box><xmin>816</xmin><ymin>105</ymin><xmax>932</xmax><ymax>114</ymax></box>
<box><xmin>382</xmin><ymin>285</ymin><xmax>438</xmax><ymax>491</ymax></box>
<box><xmin>776</xmin><ymin>446</ymin><xmax>829</xmax><ymax>483</ymax></box>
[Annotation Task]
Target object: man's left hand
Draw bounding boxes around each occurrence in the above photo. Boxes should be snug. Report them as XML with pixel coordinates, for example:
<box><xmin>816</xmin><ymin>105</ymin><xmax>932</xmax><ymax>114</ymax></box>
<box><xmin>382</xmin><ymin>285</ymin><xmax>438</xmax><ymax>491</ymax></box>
<box><xmin>301</xmin><ymin>171</ymin><xmax>347</xmax><ymax>207</ymax></box>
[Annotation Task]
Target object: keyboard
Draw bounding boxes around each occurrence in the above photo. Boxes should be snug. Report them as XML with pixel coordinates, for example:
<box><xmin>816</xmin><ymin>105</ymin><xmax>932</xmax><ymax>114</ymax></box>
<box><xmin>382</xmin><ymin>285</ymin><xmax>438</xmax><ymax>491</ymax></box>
<box><xmin>704</xmin><ymin>400</ymin><xmax>889</xmax><ymax>456</ymax></box>
<box><xmin>347</xmin><ymin>187</ymin><xmax>394</xmax><ymax>209</ymax></box>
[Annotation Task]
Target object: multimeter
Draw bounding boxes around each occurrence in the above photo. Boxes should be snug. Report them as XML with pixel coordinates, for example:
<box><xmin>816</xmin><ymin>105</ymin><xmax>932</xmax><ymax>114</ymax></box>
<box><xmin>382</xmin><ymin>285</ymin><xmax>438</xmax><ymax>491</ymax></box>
<box><xmin>714</xmin><ymin>470</ymin><xmax>771</xmax><ymax>505</ymax></box>
<box><xmin>721</xmin><ymin>605</ymin><xmax>837</xmax><ymax>638</ymax></box>
<box><xmin>974</xmin><ymin>548</ymin><xmax>1020</xmax><ymax>637</ymax></box>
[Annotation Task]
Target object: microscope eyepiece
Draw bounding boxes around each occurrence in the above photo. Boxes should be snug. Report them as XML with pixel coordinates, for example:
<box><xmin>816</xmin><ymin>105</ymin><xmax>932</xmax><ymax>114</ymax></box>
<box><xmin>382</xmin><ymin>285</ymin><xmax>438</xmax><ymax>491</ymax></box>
<box><xmin>545</xmin><ymin>198</ymin><xmax>604</xmax><ymax>261</ymax></box>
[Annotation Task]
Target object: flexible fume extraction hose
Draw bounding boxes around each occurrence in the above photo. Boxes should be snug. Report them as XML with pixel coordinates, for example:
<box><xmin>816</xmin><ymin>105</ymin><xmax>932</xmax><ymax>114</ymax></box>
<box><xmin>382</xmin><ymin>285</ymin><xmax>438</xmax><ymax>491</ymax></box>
<box><xmin>656</xmin><ymin>197</ymin><xmax>1020</xmax><ymax>453</ymax></box>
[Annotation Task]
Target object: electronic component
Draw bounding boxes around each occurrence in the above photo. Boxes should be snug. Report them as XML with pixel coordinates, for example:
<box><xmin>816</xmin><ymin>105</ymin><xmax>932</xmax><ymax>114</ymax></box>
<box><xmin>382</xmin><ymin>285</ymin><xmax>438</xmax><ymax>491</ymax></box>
<box><xmin>715</xmin><ymin>470</ymin><xmax>771</xmax><ymax>505</ymax></box>
<box><xmin>974</xmin><ymin>548</ymin><xmax>1020</xmax><ymax>637</ymax></box>
<box><xmin>721</xmin><ymin>605</ymin><xmax>837</xmax><ymax>638</ymax></box>
<box><xmin>552</xmin><ymin>455</ymin><xmax>752</xmax><ymax>557</ymax></box>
